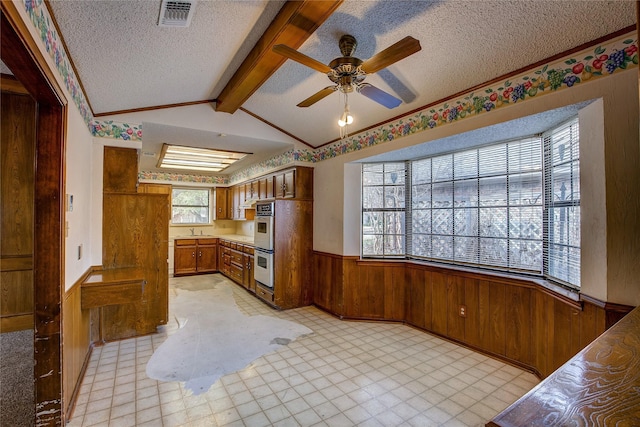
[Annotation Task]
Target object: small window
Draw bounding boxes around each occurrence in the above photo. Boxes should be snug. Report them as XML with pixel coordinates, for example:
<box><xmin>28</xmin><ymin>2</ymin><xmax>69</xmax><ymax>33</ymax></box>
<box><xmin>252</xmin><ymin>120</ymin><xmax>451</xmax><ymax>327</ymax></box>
<box><xmin>171</xmin><ymin>188</ymin><xmax>210</xmax><ymax>224</ymax></box>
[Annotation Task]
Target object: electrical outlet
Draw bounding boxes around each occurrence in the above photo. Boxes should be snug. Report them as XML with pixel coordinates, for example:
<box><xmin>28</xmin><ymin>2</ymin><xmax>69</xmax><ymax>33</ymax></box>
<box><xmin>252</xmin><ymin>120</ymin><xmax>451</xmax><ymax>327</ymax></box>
<box><xmin>459</xmin><ymin>305</ymin><xmax>467</xmax><ymax>317</ymax></box>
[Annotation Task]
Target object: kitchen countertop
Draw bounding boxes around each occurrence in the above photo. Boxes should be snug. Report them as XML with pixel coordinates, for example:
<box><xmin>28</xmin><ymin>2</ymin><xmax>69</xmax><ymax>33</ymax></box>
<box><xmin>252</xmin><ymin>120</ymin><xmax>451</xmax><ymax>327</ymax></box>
<box><xmin>172</xmin><ymin>234</ymin><xmax>254</xmax><ymax>245</ymax></box>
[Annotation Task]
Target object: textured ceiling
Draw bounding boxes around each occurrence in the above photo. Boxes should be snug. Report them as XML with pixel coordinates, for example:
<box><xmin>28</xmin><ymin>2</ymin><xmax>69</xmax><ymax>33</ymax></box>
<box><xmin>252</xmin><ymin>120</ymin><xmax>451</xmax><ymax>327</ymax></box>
<box><xmin>45</xmin><ymin>0</ymin><xmax>636</xmax><ymax>168</ymax></box>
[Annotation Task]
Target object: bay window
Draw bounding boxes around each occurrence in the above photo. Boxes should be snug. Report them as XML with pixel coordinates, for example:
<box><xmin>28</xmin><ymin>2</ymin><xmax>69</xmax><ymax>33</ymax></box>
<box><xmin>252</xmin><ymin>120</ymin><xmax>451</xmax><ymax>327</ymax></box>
<box><xmin>361</xmin><ymin>118</ymin><xmax>580</xmax><ymax>288</ymax></box>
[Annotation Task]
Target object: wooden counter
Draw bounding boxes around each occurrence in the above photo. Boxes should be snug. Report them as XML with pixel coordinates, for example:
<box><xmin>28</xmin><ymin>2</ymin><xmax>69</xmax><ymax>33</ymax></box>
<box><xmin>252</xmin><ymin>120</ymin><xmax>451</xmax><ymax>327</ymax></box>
<box><xmin>488</xmin><ymin>305</ymin><xmax>640</xmax><ymax>426</ymax></box>
<box><xmin>81</xmin><ymin>267</ymin><xmax>146</xmax><ymax>309</ymax></box>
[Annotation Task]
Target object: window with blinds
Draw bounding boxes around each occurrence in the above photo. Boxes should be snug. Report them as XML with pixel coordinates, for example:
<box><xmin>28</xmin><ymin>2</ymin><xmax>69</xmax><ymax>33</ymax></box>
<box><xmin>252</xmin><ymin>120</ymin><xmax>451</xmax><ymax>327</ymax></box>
<box><xmin>361</xmin><ymin>118</ymin><xmax>580</xmax><ymax>288</ymax></box>
<box><xmin>544</xmin><ymin>118</ymin><xmax>580</xmax><ymax>287</ymax></box>
<box><xmin>410</xmin><ymin>138</ymin><xmax>543</xmax><ymax>273</ymax></box>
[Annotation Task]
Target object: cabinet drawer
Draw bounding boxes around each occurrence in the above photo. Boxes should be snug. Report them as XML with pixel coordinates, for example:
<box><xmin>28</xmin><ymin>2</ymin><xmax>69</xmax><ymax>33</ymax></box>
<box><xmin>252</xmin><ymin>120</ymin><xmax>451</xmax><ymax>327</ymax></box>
<box><xmin>175</xmin><ymin>239</ymin><xmax>197</xmax><ymax>246</ymax></box>
<box><xmin>243</xmin><ymin>246</ymin><xmax>254</xmax><ymax>255</ymax></box>
<box><xmin>230</xmin><ymin>242</ymin><xmax>238</xmax><ymax>250</ymax></box>
<box><xmin>230</xmin><ymin>250</ymin><xmax>243</xmax><ymax>265</ymax></box>
<box><xmin>256</xmin><ymin>284</ymin><xmax>274</xmax><ymax>304</ymax></box>
<box><xmin>197</xmin><ymin>238</ymin><xmax>217</xmax><ymax>245</ymax></box>
<box><xmin>229</xmin><ymin>263</ymin><xmax>243</xmax><ymax>283</ymax></box>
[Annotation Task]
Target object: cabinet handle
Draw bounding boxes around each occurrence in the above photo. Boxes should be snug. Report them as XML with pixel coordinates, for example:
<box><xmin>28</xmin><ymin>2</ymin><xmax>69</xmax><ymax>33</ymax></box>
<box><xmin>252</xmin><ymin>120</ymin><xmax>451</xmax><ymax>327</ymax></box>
<box><xmin>199</xmin><ymin>251</ymin><xmax>202</xmax><ymax>257</ymax></box>
<box><xmin>192</xmin><ymin>252</ymin><xmax>195</xmax><ymax>258</ymax></box>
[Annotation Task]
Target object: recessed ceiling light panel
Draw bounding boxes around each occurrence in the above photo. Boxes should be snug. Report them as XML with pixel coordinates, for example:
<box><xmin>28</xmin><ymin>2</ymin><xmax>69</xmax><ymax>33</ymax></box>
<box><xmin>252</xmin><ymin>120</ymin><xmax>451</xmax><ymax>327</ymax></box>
<box><xmin>158</xmin><ymin>144</ymin><xmax>249</xmax><ymax>173</ymax></box>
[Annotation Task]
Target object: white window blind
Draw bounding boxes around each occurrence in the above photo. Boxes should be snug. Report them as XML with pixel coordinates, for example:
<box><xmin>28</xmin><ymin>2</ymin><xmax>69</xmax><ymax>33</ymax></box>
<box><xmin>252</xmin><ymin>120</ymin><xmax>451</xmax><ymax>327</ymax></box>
<box><xmin>544</xmin><ymin>118</ymin><xmax>580</xmax><ymax>287</ymax></box>
<box><xmin>409</xmin><ymin>138</ymin><xmax>543</xmax><ymax>273</ymax></box>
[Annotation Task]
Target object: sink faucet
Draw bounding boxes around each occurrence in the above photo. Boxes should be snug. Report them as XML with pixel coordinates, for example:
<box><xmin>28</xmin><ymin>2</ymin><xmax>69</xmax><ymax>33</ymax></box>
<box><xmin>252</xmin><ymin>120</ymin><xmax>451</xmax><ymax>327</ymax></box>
<box><xmin>190</xmin><ymin>228</ymin><xmax>194</xmax><ymax>236</ymax></box>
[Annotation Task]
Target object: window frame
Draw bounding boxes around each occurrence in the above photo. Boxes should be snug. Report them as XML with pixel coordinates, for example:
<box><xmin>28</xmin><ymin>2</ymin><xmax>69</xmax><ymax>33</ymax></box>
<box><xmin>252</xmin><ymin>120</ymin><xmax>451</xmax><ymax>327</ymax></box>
<box><xmin>170</xmin><ymin>187</ymin><xmax>212</xmax><ymax>225</ymax></box>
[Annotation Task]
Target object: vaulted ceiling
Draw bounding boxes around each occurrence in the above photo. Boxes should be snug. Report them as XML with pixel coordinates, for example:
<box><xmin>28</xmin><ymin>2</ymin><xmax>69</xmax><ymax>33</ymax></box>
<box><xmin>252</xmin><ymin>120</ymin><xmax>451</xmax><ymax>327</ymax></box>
<box><xmin>36</xmin><ymin>1</ymin><xmax>638</xmax><ymax>174</ymax></box>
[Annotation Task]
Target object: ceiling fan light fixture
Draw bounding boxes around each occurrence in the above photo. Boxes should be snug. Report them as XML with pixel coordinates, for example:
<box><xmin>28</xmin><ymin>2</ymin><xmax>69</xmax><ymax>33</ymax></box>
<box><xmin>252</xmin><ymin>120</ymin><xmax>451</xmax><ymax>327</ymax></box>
<box><xmin>338</xmin><ymin>108</ymin><xmax>353</xmax><ymax>127</ymax></box>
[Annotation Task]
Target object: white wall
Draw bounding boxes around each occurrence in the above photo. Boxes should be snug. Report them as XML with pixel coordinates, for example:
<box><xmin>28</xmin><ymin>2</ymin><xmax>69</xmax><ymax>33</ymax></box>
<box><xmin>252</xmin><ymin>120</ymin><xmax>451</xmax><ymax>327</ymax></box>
<box><xmin>63</xmin><ymin>104</ymin><xmax>95</xmax><ymax>290</ymax></box>
<box><xmin>314</xmin><ymin>69</ymin><xmax>640</xmax><ymax>306</ymax></box>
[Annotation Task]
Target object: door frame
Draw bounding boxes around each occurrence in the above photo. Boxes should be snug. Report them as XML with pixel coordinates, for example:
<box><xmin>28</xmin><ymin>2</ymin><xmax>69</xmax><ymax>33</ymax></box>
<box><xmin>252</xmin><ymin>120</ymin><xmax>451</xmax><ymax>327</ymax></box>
<box><xmin>1</xmin><ymin>3</ymin><xmax>67</xmax><ymax>426</ymax></box>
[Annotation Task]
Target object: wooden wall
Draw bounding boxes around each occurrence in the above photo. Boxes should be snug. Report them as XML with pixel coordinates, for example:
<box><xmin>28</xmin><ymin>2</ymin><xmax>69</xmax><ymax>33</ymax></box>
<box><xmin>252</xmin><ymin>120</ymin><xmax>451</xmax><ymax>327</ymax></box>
<box><xmin>0</xmin><ymin>85</ymin><xmax>35</xmax><ymax>332</ymax></box>
<box><xmin>313</xmin><ymin>252</ymin><xmax>631</xmax><ymax>378</ymax></box>
<box><xmin>62</xmin><ymin>272</ymin><xmax>92</xmax><ymax>417</ymax></box>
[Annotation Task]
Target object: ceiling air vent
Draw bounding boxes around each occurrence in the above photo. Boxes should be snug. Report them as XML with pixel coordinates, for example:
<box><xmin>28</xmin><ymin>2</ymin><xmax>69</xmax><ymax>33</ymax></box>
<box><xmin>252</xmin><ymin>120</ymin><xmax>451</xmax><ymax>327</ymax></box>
<box><xmin>158</xmin><ymin>0</ymin><xmax>196</xmax><ymax>28</ymax></box>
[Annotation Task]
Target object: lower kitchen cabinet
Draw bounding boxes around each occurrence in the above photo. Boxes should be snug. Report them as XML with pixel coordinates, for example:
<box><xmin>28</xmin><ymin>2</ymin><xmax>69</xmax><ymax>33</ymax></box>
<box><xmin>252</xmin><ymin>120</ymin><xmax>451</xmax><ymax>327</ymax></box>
<box><xmin>218</xmin><ymin>239</ymin><xmax>256</xmax><ymax>293</ymax></box>
<box><xmin>196</xmin><ymin>239</ymin><xmax>217</xmax><ymax>273</ymax></box>
<box><xmin>174</xmin><ymin>238</ymin><xmax>217</xmax><ymax>276</ymax></box>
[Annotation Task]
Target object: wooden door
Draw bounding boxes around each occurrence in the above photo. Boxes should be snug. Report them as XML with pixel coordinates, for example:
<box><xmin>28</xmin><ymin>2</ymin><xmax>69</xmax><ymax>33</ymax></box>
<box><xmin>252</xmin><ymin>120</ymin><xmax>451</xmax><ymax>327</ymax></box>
<box><xmin>1</xmin><ymin>85</ymin><xmax>35</xmax><ymax>332</ymax></box>
<box><xmin>174</xmin><ymin>245</ymin><xmax>197</xmax><ymax>275</ymax></box>
<box><xmin>215</xmin><ymin>187</ymin><xmax>229</xmax><ymax>220</ymax></box>
<box><xmin>197</xmin><ymin>244</ymin><xmax>217</xmax><ymax>272</ymax></box>
<box><xmin>103</xmin><ymin>147</ymin><xmax>138</xmax><ymax>194</ymax></box>
<box><xmin>283</xmin><ymin>170</ymin><xmax>296</xmax><ymax>198</ymax></box>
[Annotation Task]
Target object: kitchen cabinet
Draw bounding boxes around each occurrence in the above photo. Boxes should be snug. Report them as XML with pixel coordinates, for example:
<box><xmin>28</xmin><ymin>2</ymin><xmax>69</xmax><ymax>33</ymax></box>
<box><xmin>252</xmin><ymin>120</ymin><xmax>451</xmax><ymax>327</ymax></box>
<box><xmin>243</xmin><ymin>246</ymin><xmax>256</xmax><ymax>293</ymax></box>
<box><xmin>215</xmin><ymin>187</ymin><xmax>230</xmax><ymax>220</ymax></box>
<box><xmin>246</xmin><ymin>181</ymin><xmax>257</xmax><ymax>201</ymax></box>
<box><xmin>174</xmin><ymin>238</ymin><xmax>218</xmax><ymax>276</ymax></box>
<box><xmin>103</xmin><ymin>146</ymin><xmax>138</xmax><ymax>194</ymax></box>
<box><xmin>218</xmin><ymin>239</ymin><xmax>255</xmax><ymax>293</ymax></box>
<box><xmin>259</xmin><ymin>176</ymin><xmax>274</xmax><ymax>200</ymax></box>
<box><xmin>102</xmin><ymin>191</ymin><xmax>169</xmax><ymax>341</ymax></box>
<box><xmin>174</xmin><ymin>240</ymin><xmax>197</xmax><ymax>275</ymax></box>
<box><xmin>196</xmin><ymin>239</ymin><xmax>218</xmax><ymax>273</ymax></box>
<box><xmin>274</xmin><ymin>169</ymin><xmax>295</xmax><ymax>199</ymax></box>
<box><xmin>274</xmin><ymin>167</ymin><xmax>313</xmax><ymax>200</ymax></box>
<box><xmin>232</xmin><ymin>185</ymin><xmax>245</xmax><ymax>220</ymax></box>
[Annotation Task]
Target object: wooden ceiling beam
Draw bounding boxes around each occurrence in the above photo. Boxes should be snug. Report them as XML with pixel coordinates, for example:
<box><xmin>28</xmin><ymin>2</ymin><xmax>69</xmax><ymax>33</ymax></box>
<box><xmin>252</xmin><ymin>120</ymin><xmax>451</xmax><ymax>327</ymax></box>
<box><xmin>215</xmin><ymin>0</ymin><xmax>343</xmax><ymax>114</ymax></box>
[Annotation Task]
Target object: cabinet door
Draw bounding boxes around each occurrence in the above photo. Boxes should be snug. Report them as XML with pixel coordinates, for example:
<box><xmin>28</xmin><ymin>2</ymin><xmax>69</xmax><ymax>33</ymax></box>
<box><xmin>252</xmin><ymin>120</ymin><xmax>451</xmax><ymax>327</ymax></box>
<box><xmin>232</xmin><ymin>185</ymin><xmax>245</xmax><ymax>219</ymax></box>
<box><xmin>243</xmin><ymin>254</ymin><xmax>256</xmax><ymax>293</ymax></box>
<box><xmin>275</xmin><ymin>170</ymin><xmax>296</xmax><ymax>199</ymax></box>
<box><xmin>215</xmin><ymin>187</ymin><xmax>229</xmax><ymax>220</ymax></box>
<box><xmin>104</xmin><ymin>147</ymin><xmax>138</xmax><ymax>193</ymax></box>
<box><xmin>197</xmin><ymin>244</ymin><xmax>217</xmax><ymax>272</ymax></box>
<box><xmin>174</xmin><ymin>245</ymin><xmax>197</xmax><ymax>275</ymax></box>
<box><xmin>246</xmin><ymin>181</ymin><xmax>257</xmax><ymax>201</ymax></box>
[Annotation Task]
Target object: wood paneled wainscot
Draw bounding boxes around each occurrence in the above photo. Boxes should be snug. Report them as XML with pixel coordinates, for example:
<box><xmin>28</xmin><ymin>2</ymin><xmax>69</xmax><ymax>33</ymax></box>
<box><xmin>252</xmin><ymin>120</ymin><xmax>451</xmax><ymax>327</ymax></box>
<box><xmin>489</xmin><ymin>305</ymin><xmax>640</xmax><ymax>426</ymax></box>
<box><xmin>313</xmin><ymin>253</ymin><xmax>633</xmax><ymax>379</ymax></box>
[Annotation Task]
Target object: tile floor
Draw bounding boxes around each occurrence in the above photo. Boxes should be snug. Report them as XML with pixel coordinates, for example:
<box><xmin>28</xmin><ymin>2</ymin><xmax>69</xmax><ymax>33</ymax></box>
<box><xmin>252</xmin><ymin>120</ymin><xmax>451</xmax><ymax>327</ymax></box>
<box><xmin>67</xmin><ymin>274</ymin><xmax>538</xmax><ymax>427</ymax></box>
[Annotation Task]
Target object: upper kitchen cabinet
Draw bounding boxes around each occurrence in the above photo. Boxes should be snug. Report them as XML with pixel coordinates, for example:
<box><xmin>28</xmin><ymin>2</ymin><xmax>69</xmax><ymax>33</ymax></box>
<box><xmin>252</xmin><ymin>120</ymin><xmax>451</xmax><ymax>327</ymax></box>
<box><xmin>103</xmin><ymin>146</ymin><xmax>138</xmax><ymax>194</ymax></box>
<box><xmin>245</xmin><ymin>181</ymin><xmax>258</xmax><ymax>201</ymax></box>
<box><xmin>215</xmin><ymin>187</ymin><xmax>230</xmax><ymax>220</ymax></box>
<box><xmin>274</xmin><ymin>167</ymin><xmax>313</xmax><ymax>200</ymax></box>
<box><xmin>259</xmin><ymin>176</ymin><xmax>274</xmax><ymax>200</ymax></box>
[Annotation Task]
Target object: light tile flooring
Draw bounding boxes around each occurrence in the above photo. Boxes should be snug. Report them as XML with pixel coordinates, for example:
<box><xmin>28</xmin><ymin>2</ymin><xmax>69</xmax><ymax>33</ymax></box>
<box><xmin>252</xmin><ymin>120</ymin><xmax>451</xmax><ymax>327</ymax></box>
<box><xmin>68</xmin><ymin>274</ymin><xmax>538</xmax><ymax>427</ymax></box>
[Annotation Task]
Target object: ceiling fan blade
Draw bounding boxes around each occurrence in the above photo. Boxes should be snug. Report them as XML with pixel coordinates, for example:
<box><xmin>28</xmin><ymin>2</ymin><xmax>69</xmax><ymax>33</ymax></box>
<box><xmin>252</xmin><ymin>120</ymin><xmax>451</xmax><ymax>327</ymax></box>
<box><xmin>297</xmin><ymin>86</ymin><xmax>337</xmax><ymax>107</ymax></box>
<box><xmin>360</xmin><ymin>36</ymin><xmax>421</xmax><ymax>74</ymax></box>
<box><xmin>273</xmin><ymin>44</ymin><xmax>332</xmax><ymax>74</ymax></box>
<box><xmin>357</xmin><ymin>83</ymin><xmax>402</xmax><ymax>109</ymax></box>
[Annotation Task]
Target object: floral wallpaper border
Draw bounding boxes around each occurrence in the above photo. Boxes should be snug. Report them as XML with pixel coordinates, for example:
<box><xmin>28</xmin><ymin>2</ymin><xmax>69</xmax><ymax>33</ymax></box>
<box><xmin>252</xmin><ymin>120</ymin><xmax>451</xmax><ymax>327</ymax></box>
<box><xmin>19</xmin><ymin>0</ymin><xmax>636</xmax><ymax>185</ymax></box>
<box><xmin>23</xmin><ymin>0</ymin><xmax>92</xmax><ymax>125</ymax></box>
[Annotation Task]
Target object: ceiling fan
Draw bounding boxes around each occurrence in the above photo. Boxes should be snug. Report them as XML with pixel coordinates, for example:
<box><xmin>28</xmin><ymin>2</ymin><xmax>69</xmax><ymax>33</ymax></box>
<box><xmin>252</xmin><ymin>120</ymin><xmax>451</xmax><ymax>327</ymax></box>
<box><xmin>273</xmin><ymin>34</ymin><xmax>421</xmax><ymax>109</ymax></box>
